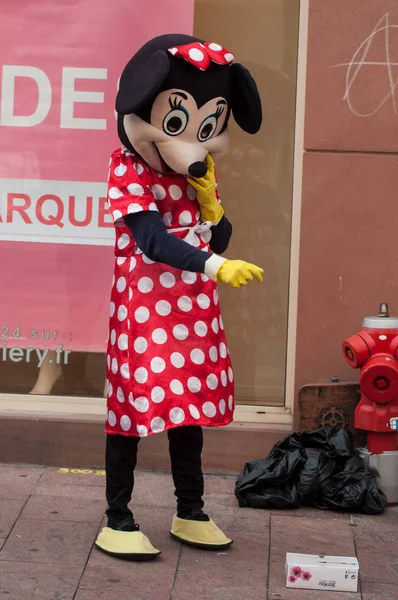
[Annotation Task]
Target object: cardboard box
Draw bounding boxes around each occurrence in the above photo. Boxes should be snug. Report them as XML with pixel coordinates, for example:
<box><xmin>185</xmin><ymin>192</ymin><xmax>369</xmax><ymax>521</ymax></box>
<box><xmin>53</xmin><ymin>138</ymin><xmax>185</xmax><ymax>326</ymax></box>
<box><xmin>286</xmin><ymin>553</ymin><xmax>359</xmax><ymax>592</ymax></box>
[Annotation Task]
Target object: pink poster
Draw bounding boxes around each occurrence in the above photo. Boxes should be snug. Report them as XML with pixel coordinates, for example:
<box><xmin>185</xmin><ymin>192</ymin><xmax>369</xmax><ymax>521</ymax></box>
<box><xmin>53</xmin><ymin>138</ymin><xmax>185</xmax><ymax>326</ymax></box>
<box><xmin>0</xmin><ymin>1</ymin><xmax>194</xmax><ymax>358</ymax></box>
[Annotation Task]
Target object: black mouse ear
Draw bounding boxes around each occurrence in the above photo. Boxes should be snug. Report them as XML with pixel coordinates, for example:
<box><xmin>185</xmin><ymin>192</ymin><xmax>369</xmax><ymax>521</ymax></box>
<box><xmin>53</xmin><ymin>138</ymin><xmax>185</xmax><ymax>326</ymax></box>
<box><xmin>230</xmin><ymin>63</ymin><xmax>262</xmax><ymax>134</ymax></box>
<box><xmin>116</xmin><ymin>50</ymin><xmax>170</xmax><ymax>115</ymax></box>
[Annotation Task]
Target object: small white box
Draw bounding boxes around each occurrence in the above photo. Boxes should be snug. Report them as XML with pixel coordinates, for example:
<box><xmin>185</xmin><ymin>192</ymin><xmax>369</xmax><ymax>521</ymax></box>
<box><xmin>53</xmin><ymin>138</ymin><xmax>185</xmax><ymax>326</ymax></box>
<box><xmin>286</xmin><ymin>553</ymin><xmax>359</xmax><ymax>592</ymax></box>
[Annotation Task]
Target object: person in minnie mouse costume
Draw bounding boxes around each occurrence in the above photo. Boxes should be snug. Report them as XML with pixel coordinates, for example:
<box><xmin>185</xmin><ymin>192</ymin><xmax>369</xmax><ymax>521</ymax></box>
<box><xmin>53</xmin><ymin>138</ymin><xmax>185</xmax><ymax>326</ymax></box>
<box><xmin>95</xmin><ymin>33</ymin><xmax>263</xmax><ymax>560</ymax></box>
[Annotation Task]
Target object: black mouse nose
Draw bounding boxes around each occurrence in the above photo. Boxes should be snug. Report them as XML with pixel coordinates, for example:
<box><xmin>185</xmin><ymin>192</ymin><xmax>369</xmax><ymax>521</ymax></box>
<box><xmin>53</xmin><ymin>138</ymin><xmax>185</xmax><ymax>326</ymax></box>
<box><xmin>188</xmin><ymin>162</ymin><xmax>208</xmax><ymax>178</ymax></box>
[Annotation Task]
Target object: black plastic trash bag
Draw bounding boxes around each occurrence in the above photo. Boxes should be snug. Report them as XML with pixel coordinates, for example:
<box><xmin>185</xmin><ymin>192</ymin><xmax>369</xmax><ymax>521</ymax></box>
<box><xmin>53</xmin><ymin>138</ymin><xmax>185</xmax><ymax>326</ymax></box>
<box><xmin>235</xmin><ymin>427</ymin><xmax>387</xmax><ymax>514</ymax></box>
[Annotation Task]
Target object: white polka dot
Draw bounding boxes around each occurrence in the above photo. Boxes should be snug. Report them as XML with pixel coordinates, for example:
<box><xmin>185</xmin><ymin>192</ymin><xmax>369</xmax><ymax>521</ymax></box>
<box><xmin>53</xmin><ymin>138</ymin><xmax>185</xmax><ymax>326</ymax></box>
<box><xmin>170</xmin><ymin>406</ymin><xmax>185</xmax><ymax>423</ymax></box>
<box><xmin>197</xmin><ymin>294</ymin><xmax>210</xmax><ymax>309</ymax></box>
<box><xmin>134</xmin><ymin>337</ymin><xmax>148</xmax><ymax>354</ymax></box>
<box><xmin>116</xmin><ymin>276</ymin><xmax>126</xmax><ymax>292</ymax></box>
<box><xmin>107</xmin><ymin>354</ymin><xmax>111</xmax><ymax>369</ymax></box>
<box><xmin>213</xmin><ymin>290</ymin><xmax>219</xmax><ymax>305</ymax></box>
<box><xmin>189</xmin><ymin>47</ymin><xmax>204</xmax><ymax>62</ymax></box>
<box><xmin>151</xmin><ymin>387</ymin><xmax>165</xmax><ymax>403</ymax></box>
<box><xmin>221</xmin><ymin>371</ymin><xmax>227</xmax><ymax>387</ymax></box>
<box><xmin>120</xmin><ymin>415</ymin><xmax>131</xmax><ymax>431</ymax></box>
<box><xmin>117</xmin><ymin>387</ymin><xmax>125</xmax><ymax>403</ymax></box>
<box><xmin>219</xmin><ymin>399</ymin><xmax>226</xmax><ymax>415</ymax></box>
<box><xmin>201</xmin><ymin>245</ymin><xmax>210</xmax><ymax>252</ymax></box>
<box><xmin>151</xmin><ymin>357</ymin><xmax>166</xmax><ymax>373</ymax></box>
<box><xmin>224</xmin><ymin>52</ymin><xmax>235</xmax><ymax>62</ymax></box>
<box><xmin>108</xmin><ymin>410</ymin><xmax>117</xmax><ymax>426</ymax></box>
<box><xmin>228</xmin><ymin>395</ymin><xmax>233</xmax><ymax>410</ymax></box>
<box><xmin>113</xmin><ymin>209</ymin><xmax>123</xmax><ymax>222</ymax></box>
<box><xmin>160</xmin><ymin>272</ymin><xmax>176</xmax><ymax>288</ymax></box>
<box><xmin>179</xmin><ymin>210</ymin><xmax>193</xmax><ymax>226</ymax></box>
<box><xmin>219</xmin><ymin>315</ymin><xmax>224</xmax><ymax>330</ymax></box>
<box><xmin>152</xmin><ymin>184</ymin><xmax>166</xmax><ymax>200</ymax></box>
<box><xmin>156</xmin><ymin>300</ymin><xmax>172</xmax><ymax>316</ymax></box>
<box><xmin>117</xmin><ymin>233</ymin><xmax>130</xmax><ymax>250</ymax></box>
<box><xmin>212</xmin><ymin>318</ymin><xmax>219</xmax><ymax>334</ymax></box>
<box><xmin>107</xmin><ymin>381</ymin><xmax>113</xmax><ymax>397</ymax></box>
<box><xmin>171</xmin><ymin>352</ymin><xmax>185</xmax><ymax>368</ymax></box>
<box><xmin>121</xmin><ymin>363</ymin><xmax>130</xmax><ymax>379</ymax></box>
<box><xmin>178</xmin><ymin>296</ymin><xmax>193</xmax><ymax>312</ymax></box>
<box><xmin>148</xmin><ymin>202</ymin><xmax>158</xmax><ymax>212</ymax></box>
<box><xmin>187</xmin><ymin>184</ymin><xmax>197</xmax><ymax>200</ymax></box>
<box><xmin>219</xmin><ymin>342</ymin><xmax>227</xmax><ymax>358</ymax></box>
<box><xmin>192</xmin><ymin>234</ymin><xmax>200</xmax><ymax>247</ymax></box>
<box><xmin>196</xmin><ymin>211</ymin><xmax>200</xmax><ymax>221</ymax></box>
<box><xmin>110</xmin><ymin>302</ymin><xmax>115</xmax><ymax>317</ymax></box>
<box><xmin>142</xmin><ymin>254</ymin><xmax>155</xmax><ymax>265</ymax></box>
<box><xmin>189</xmin><ymin>405</ymin><xmax>201</xmax><ymax>420</ymax></box>
<box><xmin>137</xmin><ymin>424</ymin><xmax>148</xmax><ymax>437</ymax></box>
<box><xmin>112</xmin><ymin>275</ymin><xmax>115</xmax><ymax>287</ymax></box>
<box><xmin>128</xmin><ymin>392</ymin><xmax>133</xmax><ymax>404</ymax></box>
<box><xmin>111</xmin><ymin>358</ymin><xmax>118</xmax><ymax>374</ymax></box>
<box><xmin>110</xmin><ymin>329</ymin><xmax>116</xmax><ymax>345</ymax></box>
<box><xmin>129</xmin><ymin>257</ymin><xmax>136</xmax><ymax>271</ymax></box>
<box><xmin>202</xmin><ymin>401</ymin><xmax>217</xmax><ymax>418</ymax></box>
<box><xmin>138</xmin><ymin>277</ymin><xmax>154</xmax><ymax>294</ymax></box>
<box><xmin>228</xmin><ymin>367</ymin><xmax>234</xmax><ymax>382</ymax></box>
<box><xmin>170</xmin><ymin>380</ymin><xmax>184</xmax><ymax>396</ymax></box>
<box><xmin>169</xmin><ymin>47</ymin><xmax>178</xmax><ymax>55</ymax></box>
<box><xmin>152</xmin><ymin>328</ymin><xmax>167</xmax><ymax>344</ymax></box>
<box><xmin>207</xmin><ymin>374</ymin><xmax>218</xmax><ymax>390</ymax></box>
<box><xmin>127</xmin><ymin>183</ymin><xmax>145</xmax><ymax>196</ymax></box>
<box><xmin>117</xmin><ymin>257</ymin><xmax>127</xmax><ymax>266</ymax></box>
<box><xmin>109</xmin><ymin>187</ymin><xmax>123</xmax><ymax>199</ymax></box>
<box><xmin>135</xmin><ymin>307</ymin><xmax>150</xmax><ymax>323</ymax></box>
<box><xmin>194</xmin><ymin>321</ymin><xmax>208</xmax><ymax>337</ymax></box>
<box><xmin>190</xmin><ymin>349</ymin><xmax>205</xmax><ymax>365</ymax></box>
<box><xmin>118</xmin><ymin>305</ymin><xmax>128</xmax><ymax>321</ymax></box>
<box><xmin>209</xmin><ymin>42</ymin><xmax>222</xmax><ymax>51</ymax></box>
<box><xmin>188</xmin><ymin>377</ymin><xmax>201</xmax><ymax>393</ymax></box>
<box><xmin>127</xmin><ymin>203</ymin><xmax>144</xmax><ymax>214</ymax></box>
<box><xmin>135</xmin><ymin>396</ymin><xmax>149</xmax><ymax>413</ymax></box>
<box><xmin>134</xmin><ymin>367</ymin><xmax>148</xmax><ymax>384</ymax></box>
<box><xmin>151</xmin><ymin>417</ymin><xmax>165</xmax><ymax>433</ymax></box>
<box><xmin>114</xmin><ymin>164</ymin><xmax>127</xmax><ymax>177</ymax></box>
<box><xmin>169</xmin><ymin>184</ymin><xmax>182</xmax><ymax>200</ymax></box>
<box><xmin>163</xmin><ymin>212</ymin><xmax>172</xmax><ymax>227</ymax></box>
<box><xmin>201</xmin><ymin>229</ymin><xmax>212</xmax><ymax>243</ymax></box>
<box><xmin>201</xmin><ymin>274</ymin><xmax>209</xmax><ymax>282</ymax></box>
<box><xmin>209</xmin><ymin>346</ymin><xmax>218</xmax><ymax>362</ymax></box>
<box><xmin>134</xmin><ymin>162</ymin><xmax>144</xmax><ymax>175</ymax></box>
<box><xmin>182</xmin><ymin>271</ymin><xmax>197</xmax><ymax>285</ymax></box>
<box><xmin>129</xmin><ymin>287</ymin><xmax>133</xmax><ymax>300</ymax></box>
<box><xmin>118</xmin><ymin>334</ymin><xmax>128</xmax><ymax>350</ymax></box>
<box><xmin>173</xmin><ymin>324</ymin><xmax>189</xmax><ymax>340</ymax></box>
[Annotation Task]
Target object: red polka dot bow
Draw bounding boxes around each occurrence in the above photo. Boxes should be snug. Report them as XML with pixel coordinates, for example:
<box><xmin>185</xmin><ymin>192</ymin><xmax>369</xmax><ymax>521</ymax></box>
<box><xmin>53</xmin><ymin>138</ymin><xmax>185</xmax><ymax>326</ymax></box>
<box><xmin>168</xmin><ymin>42</ymin><xmax>235</xmax><ymax>71</ymax></box>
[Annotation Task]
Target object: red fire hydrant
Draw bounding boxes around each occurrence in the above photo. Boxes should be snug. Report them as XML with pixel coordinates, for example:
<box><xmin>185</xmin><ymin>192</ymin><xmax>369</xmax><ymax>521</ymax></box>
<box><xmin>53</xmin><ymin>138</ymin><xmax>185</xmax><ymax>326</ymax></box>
<box><xmin>343</xmin><ymin>304</ymin><xmax>398</xmax><ymax>454</ymax></box>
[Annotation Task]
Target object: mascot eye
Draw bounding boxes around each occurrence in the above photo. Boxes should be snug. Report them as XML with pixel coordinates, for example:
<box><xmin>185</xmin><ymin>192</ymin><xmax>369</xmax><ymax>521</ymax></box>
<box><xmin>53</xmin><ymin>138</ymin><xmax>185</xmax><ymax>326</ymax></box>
<box><xmin>197</xmin><ymin>106</ymin><xmax>225</xmax><ymax>142</ymax></box>
<box><xmin>163</xmin><ymin>97</ymin><xmax>189</xmax><ymax>136</ymax></box>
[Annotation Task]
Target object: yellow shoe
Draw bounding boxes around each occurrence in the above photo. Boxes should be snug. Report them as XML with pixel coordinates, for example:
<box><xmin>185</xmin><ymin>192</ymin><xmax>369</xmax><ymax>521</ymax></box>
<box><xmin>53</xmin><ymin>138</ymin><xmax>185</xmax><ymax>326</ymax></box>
<box><xmin>95</xmin><ymin>527</ymin><xmax>161</xmax><ymax>561</ymax></box>
<box><xmin>170</xmin><ymin>514</ymin><xmax>233</xmax><ymax>550</ymax></box>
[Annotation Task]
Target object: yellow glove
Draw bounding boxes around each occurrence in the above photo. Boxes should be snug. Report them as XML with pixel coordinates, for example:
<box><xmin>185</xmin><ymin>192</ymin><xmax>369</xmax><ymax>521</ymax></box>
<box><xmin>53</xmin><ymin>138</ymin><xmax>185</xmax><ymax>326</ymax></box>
<box><xmin>217</xmin><ymin>260</ymin><xmax>264</xmax><ymax>289</ymax></box>
<box><xmin>187</xmin><ymin>154</ymin><xmax>224</xmax><ymax>223</ymax></box>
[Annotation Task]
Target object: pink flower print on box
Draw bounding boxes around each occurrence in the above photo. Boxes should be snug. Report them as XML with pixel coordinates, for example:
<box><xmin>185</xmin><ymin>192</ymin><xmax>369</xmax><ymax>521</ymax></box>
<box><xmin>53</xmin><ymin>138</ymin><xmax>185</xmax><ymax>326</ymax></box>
<box><xmin>291</xmin><ymin>566</ymin><xmax>303</xmax><ymax>578</ymax></box>
<box><xmin>302</xmin><ymin>571</ymin><xmax>312</xmax><ymax>581</ymax></box>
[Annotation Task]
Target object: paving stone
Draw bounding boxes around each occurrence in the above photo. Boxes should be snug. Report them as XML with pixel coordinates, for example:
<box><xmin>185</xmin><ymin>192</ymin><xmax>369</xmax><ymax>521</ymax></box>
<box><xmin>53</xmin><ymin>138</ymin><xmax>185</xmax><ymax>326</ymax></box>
<box><xmin>204</xmin><ymin>475</ymin><xmax>235</xmax><ymax>495</ymax></box>
<box><xmin>79</xmin><ymin>507</ymin><xmax>178</xmax><ymax>595</ymax></box>
<box><xmin>173</xmin><ymin>531</ymin><xmax>268</xmax><ymax>600</ymax></box>
<box><xmin>270</xmin><ymin>507</ymin><xmax>355</xmax><ymax>520</ymax></box>
<box><xmin>0</xmin><ymin>465</ymin><xmax>44</xmax><ymax>499</ymax></box>
<box><xmin>39</xmin><ymin>466</ymin><xmax>107</xmax><ymax>487</ymax></box>
<box><xmin>355</xmin><ymin>542</ymin><xmax>398</xmax><ymax>584</ymax></box>
<box><xmin>268</xmin><ymin>555</ymin><xmax>361</xmax><ymax>600</ymax></box>
<box><xmin>33</xmin><ymin>481</ymin><xmax>105</xmax><ymax>501</ymax></box>
<box><xmin>270</xmin><ymin>515</ymin><xmax>356</xmax><ymax>556</ymax></box>
<box><xmin>0</xmin><ymin>518</ymin><xmax>99</xmax><ymax>565</ymax></box>
<box><xmin>361</xmin><ymin>582</ymin><xmax>398</xmax><ymax>599</ymax></box>
<box><xmin>352</xmin><ymin>510</ymin><xmax>398</xmax><ymax>543</ymax></box>
<box><xmin>0</xmin><ymin>497</ymin><xmax>25</xmax><ymax>537</ymax></box>
<box><xmin>20</xmin><ymin>494</ymin><xmax>106</xmax><ymax>523</ymax></box>
<box><xmin>132</xmin><ymin>470</ymin><xmax>175</xmax><ymax>508</ymax></box>
<box><xmin>75</xmin><ymin>591</ymin><xmax>167</xmax><ymax>600</ymax></box>
<box><xmin>0</xmin><ymin>560</ymin><xmax>82</xmax><ymax>599</ymax></box>
<box><xmin>0</xmin><ymin>538</ymin><xmax>5</xmax><ymax>550</ymax></box>
<box><xmin>203</xmin><ymin>503</ymin><xmax>270</xmax><ymax>534</ymax></box>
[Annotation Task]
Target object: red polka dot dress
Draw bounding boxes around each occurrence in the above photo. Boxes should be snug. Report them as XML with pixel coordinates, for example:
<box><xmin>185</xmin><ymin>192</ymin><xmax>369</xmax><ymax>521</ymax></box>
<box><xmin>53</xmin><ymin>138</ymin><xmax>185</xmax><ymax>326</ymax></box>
<box><xmin>105</xmin><ymin>147</ymin><xmax>234</xmax><ymax>437</ymax></box>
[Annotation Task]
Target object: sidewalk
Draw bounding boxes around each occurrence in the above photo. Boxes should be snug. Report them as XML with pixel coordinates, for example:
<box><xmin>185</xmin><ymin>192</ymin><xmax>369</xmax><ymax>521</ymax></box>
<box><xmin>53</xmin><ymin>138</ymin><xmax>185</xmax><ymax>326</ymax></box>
<box><xmin>0</xmin><ymin>464</ymin><xmax>396</xmax><ymax>600</ymax></box>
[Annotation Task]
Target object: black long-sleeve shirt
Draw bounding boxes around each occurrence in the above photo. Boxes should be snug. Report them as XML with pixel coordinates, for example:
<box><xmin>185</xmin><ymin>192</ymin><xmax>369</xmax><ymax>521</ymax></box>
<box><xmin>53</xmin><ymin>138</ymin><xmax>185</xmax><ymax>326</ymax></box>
<box><xmin>125</xmin><ymin>212</ymin><xmax>232</xmax><ymax>273</ymax></box>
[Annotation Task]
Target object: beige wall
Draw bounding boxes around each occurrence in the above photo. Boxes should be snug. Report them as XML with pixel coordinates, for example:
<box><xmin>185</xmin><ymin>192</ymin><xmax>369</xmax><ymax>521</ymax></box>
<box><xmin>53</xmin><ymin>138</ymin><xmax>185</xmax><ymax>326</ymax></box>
<box><xmin>295</xmin><ymin>0</ymin><xmax>398</xmax><ymax>419</ymax></box>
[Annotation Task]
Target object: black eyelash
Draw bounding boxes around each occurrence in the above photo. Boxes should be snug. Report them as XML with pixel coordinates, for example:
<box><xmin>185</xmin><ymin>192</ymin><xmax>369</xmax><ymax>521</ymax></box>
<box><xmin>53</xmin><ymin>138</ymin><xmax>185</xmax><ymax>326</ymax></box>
<box><xmin>215</xmin><ymin>105</ymin><xmax>225</xmax><ymax>119</ymax></box>
<box><xmin>169</xmin><ymin>96</ymin><xmax>183</xmax><ymax>110</ymax></box>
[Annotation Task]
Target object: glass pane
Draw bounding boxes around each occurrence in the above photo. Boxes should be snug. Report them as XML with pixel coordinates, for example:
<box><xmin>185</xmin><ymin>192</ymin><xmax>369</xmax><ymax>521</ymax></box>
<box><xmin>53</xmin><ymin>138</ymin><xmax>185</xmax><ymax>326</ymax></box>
<box><xmin>194</xmin><ymin>0</ymin><xmax>300</xmax><ymax>405</ymax></box>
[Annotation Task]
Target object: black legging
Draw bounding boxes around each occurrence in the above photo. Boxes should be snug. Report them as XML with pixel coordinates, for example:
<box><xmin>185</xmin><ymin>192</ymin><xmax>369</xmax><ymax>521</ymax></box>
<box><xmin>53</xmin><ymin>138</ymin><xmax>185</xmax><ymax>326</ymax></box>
<box><xmin>105</xmin><ymin>426</ymin><xmax>204</xmax><ymax>528</ymax></box>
